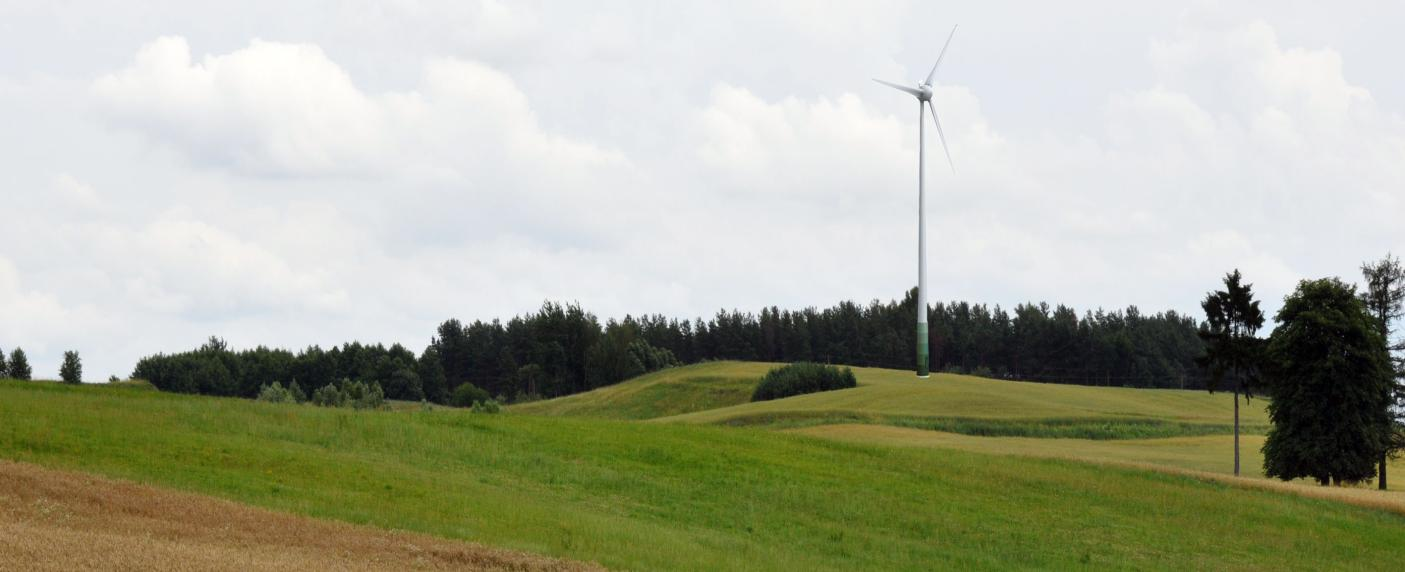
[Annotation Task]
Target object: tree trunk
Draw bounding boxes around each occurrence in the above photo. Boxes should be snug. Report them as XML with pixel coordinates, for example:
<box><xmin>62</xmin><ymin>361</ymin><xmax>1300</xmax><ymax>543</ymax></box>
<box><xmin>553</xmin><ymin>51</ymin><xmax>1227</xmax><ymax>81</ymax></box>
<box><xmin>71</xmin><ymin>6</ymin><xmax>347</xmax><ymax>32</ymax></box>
<box><xmin>1233</xmin><ymin>390</ymin><xmax>1240</xmax><ymax>476</ymax></box>
<box><xmin>1381</xmin><ymin>455</ymin><xmax>1388</xmax><ymax>490</ymax></box>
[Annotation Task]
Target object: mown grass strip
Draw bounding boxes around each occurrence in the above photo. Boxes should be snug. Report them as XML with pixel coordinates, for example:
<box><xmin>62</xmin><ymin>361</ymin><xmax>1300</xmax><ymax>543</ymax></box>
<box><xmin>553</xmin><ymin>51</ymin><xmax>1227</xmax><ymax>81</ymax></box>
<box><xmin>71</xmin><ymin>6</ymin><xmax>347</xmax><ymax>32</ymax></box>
<box><xmin>715</xmin><ymin>409</ymin><xmax>1266</xmax><ymax>439</ymax></box>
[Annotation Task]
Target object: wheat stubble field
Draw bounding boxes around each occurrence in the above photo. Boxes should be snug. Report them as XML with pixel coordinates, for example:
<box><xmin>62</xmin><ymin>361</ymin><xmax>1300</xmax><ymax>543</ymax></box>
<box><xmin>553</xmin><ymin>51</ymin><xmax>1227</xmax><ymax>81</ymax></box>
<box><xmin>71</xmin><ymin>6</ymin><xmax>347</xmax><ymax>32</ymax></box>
<box><xmin>0</xmin><ymin>460</ymin><xmax>596</xmax><ymax>572</ymax></box>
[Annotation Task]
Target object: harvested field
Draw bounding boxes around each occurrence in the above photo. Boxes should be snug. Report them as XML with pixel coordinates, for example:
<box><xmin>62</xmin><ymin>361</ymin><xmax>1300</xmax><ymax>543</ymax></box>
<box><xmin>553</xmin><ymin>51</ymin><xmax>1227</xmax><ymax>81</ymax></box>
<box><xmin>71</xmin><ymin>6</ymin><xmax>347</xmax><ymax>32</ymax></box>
<box><xmin>0</xmin><ymin>460</ymin><xmax>598</xmax><ymax>572</ymax></box>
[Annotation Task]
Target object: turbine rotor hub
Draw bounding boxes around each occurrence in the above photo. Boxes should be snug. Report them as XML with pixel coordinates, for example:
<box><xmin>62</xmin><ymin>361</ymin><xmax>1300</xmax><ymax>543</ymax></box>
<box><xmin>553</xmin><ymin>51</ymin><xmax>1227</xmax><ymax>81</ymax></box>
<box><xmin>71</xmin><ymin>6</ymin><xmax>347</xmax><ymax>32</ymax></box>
<box><xmin>918</xmin><ymin>84</ymin><xmax>933</xmax><ymax>101</ymax></box>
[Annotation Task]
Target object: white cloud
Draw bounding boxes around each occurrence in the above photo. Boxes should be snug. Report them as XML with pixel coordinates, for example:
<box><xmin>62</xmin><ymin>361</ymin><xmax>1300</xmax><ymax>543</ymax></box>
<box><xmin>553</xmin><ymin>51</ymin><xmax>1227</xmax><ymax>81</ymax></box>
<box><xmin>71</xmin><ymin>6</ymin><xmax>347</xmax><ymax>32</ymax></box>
<box><xmin>3</xmin><ymin>4</ymin><xmax>1405</xmax><ymax>380</ymax></box>
<box><xmin>91</xmin><ymin>36</ymin><xmax>627</xmax><ymax>183</ymax></box>
<box><xmin>52</xmin><ymin>174</ymin><xmax>105</xmax><ymax>211</ymax></box>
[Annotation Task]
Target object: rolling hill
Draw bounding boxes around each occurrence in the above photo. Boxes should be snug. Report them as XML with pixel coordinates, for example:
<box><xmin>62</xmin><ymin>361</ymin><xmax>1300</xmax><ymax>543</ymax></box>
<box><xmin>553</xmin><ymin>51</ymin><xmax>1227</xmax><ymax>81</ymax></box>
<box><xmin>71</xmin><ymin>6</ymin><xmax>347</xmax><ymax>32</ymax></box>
<box><xmin>508</xmin><ymin>361</ymin><xmax>770</xmax><ymax>419</ymax></box>
<box><xmin>2</xmin><ymin>377</ymin><xmax>1404</xmax><ymax>569</ymax></box>
<box><xmin>513</xmin><ymin>362</ymin><xmax>1405</xmax><ymax>490</ymax></box>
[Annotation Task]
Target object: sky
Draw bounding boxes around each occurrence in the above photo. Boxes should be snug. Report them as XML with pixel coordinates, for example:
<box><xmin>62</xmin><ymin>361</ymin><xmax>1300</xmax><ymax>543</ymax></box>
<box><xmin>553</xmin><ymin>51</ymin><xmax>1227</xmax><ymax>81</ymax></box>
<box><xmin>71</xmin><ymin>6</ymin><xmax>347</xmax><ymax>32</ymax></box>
<box><xmin>1</xmin><ymin>1</ymin><xmax>1402</xmax><ymax>379</ymax></box>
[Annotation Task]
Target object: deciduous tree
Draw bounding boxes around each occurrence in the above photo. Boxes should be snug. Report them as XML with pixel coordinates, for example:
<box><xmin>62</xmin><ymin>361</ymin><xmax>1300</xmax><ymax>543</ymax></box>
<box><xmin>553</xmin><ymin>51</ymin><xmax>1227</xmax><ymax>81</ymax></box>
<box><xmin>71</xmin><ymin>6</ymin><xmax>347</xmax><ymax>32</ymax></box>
<box><xmin>60</xmin><ymin>351</ymin><xmax>83</xmax><ymax>384</ymax></box>
<box><xmin>1263</xmin><ymin>278</ymin><xmax>1394</xmax><ymax>486</ymax></box>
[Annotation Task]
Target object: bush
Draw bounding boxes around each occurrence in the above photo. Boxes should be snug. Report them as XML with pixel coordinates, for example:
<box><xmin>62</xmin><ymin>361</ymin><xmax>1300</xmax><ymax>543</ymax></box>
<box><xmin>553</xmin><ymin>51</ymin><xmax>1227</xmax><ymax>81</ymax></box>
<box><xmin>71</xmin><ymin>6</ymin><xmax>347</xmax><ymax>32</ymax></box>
<box><xmin>450</xmin><ymin>383</ymin><xmax>490</xmax><ymax>408</ymax></box>
<box><xmin>751</xmin><ymin>362</ymin><xmax>857</xmax><ymax>402</ymax></box>
<box><xmin>342</xmin><ymin>379</ymin><xmax>386</xmax><ymax>410</ymax></box>
<box><xmin>311</xmin><ymin>384</ymin><xmax>345</xmax><ymax>407</ymax></box>
<box><xmin>471</xmin><ymin>399</ymin><xmax>502</xmax><ymax>414</ymax></box>
<box><xmin>628</xmin><ymin>340</ymin><xmax>680</xmax><ymax>372</ymax></box>
<box><xmin>257</xmin><ymin>381</ymin><xmax>297</xmax><ymax>404</ymax></box>
<box><xmin>288</xmin><ymin>381</ymin><xmax>308</xmax><ymax>403</ymax></box>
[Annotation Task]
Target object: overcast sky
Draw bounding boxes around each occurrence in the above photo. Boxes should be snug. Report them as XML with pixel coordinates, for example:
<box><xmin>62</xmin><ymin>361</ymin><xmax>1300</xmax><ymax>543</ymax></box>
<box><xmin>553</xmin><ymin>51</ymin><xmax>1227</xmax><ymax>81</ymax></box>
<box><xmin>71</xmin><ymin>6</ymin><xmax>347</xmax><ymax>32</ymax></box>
<box><xmin>2</xmin><ymin>1</ymin><xmax>1402</xmax><ymax>379</ymax></box>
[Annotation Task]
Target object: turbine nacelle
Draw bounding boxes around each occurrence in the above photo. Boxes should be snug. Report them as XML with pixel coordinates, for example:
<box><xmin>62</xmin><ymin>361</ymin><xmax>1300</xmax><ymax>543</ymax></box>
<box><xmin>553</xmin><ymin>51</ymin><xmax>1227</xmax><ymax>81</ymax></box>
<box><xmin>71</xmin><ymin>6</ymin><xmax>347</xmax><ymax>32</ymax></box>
<box><xmin>917</xmin><ymin>83</ymin><xmax>933</xmax><ymax>101</ymax></box>
<box><xmin>872</xmin><ymin>23</ymin><xmax>958</xmax><ymax>174</ymax></box>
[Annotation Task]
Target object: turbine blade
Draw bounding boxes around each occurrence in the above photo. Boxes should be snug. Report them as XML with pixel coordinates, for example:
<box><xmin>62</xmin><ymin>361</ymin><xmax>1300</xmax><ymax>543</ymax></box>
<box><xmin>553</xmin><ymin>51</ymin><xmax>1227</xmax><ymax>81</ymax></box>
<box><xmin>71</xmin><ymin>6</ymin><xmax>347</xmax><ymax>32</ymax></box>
<box><xmin>927</xmin><ymin>100</ymin><xmax>955</xmax><ymax>174</ymax></box>
<box><xmin>873</xmin><ymin>78</ymin><xmax>922</xmax><ymax>97</ymax></box>
<box><xmin>924</xmin><ymin>25</ymin><xmax>958</xmax><ymax>86</ymax></box>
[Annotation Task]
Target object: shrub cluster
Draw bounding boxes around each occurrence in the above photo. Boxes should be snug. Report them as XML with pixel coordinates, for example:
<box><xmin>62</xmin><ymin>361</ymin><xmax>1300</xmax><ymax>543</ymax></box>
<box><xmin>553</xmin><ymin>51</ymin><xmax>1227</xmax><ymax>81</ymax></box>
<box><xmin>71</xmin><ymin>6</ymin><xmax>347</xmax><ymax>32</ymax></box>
<box><xmin>450</xmin><ymin>383</ymin><xmax>491</xmax><ymax>408</ymax></box>
<box><xmin>750</xmin><ymin>362</ymin><xmax>857</xmax><ymax>402</ymax></box>
<box><xmin>256</xmin><ymin>381</ymin><xmax>306</xmax><ymax>404</ymax></box>
<box><xmin>260</xmin><ymin>378</ymin><xmax>384</xmax><ymax>410</ymax></box>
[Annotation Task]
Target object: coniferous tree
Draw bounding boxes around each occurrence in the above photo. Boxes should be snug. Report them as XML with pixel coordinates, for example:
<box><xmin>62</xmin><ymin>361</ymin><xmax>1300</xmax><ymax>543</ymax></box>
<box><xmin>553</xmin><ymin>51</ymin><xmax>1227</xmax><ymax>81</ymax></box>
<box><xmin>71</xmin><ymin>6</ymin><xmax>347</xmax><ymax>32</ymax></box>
<box><xmin>1198</xmin><ymin>270</ymin><xmax>1265</xmax><ymax>475</ymax></box>
<box><xmin>0</xmin><ymin>347</ymin><xmax>7</xmax><ymax>378</ymax></box>
<box><xmin>417</xmin><ymin>347</ymin><xmax>449</xmax><ymax>404</ymax></box>
<box><xmin>9</xmin><ymin>348</ymin><xmax>32</xmax><ymax>380</ymax></box>
<box><xmin>1264</xmin><ymin>278</ymin><xmax>1394</xmax><ymax>486</ymax></box>
<box><xmin>60</xmin><ymin>351</ymin><xmax>83</xmax><ymax>384</ymax></box>
<box><xmin>1360</xmin><ymin>254</ymin><xmax>1405</xmax><ymax>488</ymax></box>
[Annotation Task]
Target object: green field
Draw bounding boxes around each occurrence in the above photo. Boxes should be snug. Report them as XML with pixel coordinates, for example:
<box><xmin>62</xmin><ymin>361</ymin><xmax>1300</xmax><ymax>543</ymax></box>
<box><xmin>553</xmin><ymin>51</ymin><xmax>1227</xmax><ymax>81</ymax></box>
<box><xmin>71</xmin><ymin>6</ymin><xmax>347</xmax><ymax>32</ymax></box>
<box><xmin>519</xmin><ymin>362</ymin><xmax>1401</xmax><ymax>486</ymax></box>
<box><xmin>3</xmin><ymin>377</ymin><xmax>1405</xmax><ymax>569</ymax></box>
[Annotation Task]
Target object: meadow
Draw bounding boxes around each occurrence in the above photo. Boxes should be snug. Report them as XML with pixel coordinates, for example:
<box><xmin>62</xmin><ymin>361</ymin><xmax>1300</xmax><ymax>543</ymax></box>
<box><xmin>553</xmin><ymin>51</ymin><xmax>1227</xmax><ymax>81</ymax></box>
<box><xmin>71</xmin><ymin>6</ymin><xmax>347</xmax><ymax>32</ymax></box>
<box><xmin>3</xmin><ymin>376</ymin><xmax>1405</xmax><ymax>570</ymax></box>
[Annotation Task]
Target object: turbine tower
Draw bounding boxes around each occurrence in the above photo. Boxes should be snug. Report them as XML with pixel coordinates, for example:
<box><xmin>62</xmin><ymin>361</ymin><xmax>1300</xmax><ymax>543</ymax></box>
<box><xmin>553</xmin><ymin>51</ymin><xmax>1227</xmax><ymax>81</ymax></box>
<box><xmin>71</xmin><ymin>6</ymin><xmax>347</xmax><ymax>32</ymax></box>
<box><xmin>875</xmin><ymin>25</ymin><xmax>957</xmax><ymax>379</ymax></box>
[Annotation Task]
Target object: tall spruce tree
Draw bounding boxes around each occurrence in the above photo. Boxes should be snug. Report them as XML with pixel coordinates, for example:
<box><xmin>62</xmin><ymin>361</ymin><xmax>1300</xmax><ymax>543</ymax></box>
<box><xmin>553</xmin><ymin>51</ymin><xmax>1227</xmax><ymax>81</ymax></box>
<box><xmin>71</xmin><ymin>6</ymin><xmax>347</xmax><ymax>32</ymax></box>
<box><xmin>1198</xmin><ymin>269</ymin><xmax>1265</xmax><ymax>476</ymax></box>
<box><xmin>1263</xmin><ymin>278</ymin><xmax>1394</xmax><ymax>486</ymax></box>
<box><xmin>8</xmin><ymin>348</ymin><xmax>31</xmax><ymax>380</ymax></box>
<box><xmin>1360</xmin><ymin>254</ymin><xmax>1405</xmax><ymax>489</ymax></box>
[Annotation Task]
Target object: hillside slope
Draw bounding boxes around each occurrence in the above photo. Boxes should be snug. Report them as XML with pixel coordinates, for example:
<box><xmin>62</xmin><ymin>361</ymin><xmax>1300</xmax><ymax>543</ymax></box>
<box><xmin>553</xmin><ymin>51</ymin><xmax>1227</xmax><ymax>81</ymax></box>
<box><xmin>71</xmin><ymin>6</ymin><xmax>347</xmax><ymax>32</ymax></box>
<box><xmin>509</xmin><ymin>361</ymin><xmax>770</xmax><ymax>419</ymax></box>
<box><xmin>2</xmin><ymin>380</ymin><xmax>1402</xmax><ymax>570</ymax></box>
<box><xmin>658</xmin><ymin>365</ymin><xmax>1271</xmax><ymax>427</ymax></box>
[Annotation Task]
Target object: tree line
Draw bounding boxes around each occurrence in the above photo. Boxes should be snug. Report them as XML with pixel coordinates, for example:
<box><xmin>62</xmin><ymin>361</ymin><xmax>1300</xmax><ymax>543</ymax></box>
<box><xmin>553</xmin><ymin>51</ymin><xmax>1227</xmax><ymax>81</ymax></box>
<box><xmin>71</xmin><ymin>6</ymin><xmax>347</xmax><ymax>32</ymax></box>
<box><xmin>620</xmin><ymin>292</ymin><xmax>1206</xmax><ymax>389</ymax></box>
<box><xmin>126</xmin><ymin>294</ymin><xmax>1209</xmax><ymax>405</ymax></box>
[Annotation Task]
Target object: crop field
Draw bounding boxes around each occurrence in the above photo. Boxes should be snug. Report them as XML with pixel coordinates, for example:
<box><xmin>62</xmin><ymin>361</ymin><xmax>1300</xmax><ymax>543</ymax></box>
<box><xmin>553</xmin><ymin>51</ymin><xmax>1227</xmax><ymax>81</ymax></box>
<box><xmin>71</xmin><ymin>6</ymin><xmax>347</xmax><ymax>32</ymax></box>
<box><xmin>0</xmin><ymin>460</ymin><xmax>593</xmax><ymax>571</ymax></box>
<box><xmin>3</xmin><ymin>375</ymin><xmax>1405</xmax><ymax>570</ymax></box>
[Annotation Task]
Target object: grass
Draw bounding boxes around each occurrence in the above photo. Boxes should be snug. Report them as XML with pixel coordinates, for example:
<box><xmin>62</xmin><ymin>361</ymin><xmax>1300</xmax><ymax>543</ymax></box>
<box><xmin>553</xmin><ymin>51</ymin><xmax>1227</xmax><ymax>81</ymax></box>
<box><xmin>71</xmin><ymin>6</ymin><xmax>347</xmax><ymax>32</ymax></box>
<box><xmin>2</xmin><ymin>379</ymin><xmax>1404</xmax><ymax>570</ymax></box>
<box><xmin>657</xmin><ymin>363</ymin><xmax>1272</xmax><ymax>425</ymax></box>
<box><xmin>510</xmin><ymin>362</ymin><xmax>767</xmax><ymax>419</ymax></box>
<box><xmin>793</xmin><ymin>423</ymin><xmax>1405</xmax><ymax>498</ymax></box>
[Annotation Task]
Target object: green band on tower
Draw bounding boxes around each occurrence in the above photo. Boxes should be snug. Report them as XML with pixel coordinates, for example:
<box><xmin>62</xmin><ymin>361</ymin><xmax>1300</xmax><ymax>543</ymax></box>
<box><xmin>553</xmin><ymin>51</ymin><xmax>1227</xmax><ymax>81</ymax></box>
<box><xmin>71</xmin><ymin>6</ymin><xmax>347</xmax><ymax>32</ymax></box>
<box><xmin>916</xmin><ymin>321</ymin><xmax>929</xmax><ymax>377</ymax></box>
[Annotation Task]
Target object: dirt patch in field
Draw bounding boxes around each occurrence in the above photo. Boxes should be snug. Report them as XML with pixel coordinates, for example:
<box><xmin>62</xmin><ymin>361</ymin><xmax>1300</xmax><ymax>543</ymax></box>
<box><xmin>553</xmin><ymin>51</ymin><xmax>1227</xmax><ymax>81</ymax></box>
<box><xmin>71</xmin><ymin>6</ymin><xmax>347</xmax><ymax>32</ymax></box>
<box><xmin>0</xmin><ymin>460</ymin><xmax>600</xmax><ymax>572</ymax></box>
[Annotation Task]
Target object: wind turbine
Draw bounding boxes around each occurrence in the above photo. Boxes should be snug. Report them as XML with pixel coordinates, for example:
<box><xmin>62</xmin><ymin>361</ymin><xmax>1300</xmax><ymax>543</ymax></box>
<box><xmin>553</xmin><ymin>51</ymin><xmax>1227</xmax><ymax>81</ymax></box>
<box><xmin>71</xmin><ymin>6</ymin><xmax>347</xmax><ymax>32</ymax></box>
<box><xmin>874</xmin><ymin>25</ymin><xmax>957</xmax><ymax>379</ymax></box>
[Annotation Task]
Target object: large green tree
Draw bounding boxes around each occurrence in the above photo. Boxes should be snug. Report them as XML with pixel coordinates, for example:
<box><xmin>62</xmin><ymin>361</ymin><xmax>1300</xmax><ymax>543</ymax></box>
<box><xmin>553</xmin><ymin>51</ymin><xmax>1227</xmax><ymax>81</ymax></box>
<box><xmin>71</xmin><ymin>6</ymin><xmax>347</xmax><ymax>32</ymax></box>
<box><xmin>0</xmin><ymin>346</ymin><xmax>7</xmax><ymax>378</ymax></box>
<box><xmin>1198</xmin><ymin>269</ymin><xmax>1265</xmax><ymax>475</ymax></box>
<box><xmin>8</xmin><ymin>348</ymin><xmax>31</xmax><ymax>380</ymax></box>
<box><xmin>1263</xmin><ymin>278</ymin><xmax>1394</xmax><ymax>486</ymax></box>
<box><xmin>1360</xmin><ymin>253</ymin><xmax>1405</xmax><ymax>489</ymax></box>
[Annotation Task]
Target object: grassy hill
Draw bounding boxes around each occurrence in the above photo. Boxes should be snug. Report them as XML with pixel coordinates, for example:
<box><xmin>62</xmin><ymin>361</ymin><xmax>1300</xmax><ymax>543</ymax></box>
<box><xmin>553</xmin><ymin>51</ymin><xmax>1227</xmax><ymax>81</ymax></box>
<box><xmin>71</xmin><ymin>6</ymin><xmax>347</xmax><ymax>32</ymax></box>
<box><xmin>3</xmin><ymin>379</ymin><xmax>1404</xmax><ymax>569</ymax></box>
<box><xmin>513</xmin><ymin>362</ymin><xmax>1394</xmax><ymax>486</ymax></box>
<box><xmin>514</xmin><ymin>361</ymin><xmax>1271</xmax><ymax>434</ymax></box>
<box><xmin>657</xmin><ymin>363</ymin><xmax>1271</xmax><ymax>426</ymax></box>
<box><xmin>509</xmin><ymin>361</ymin><xmax>769</xmax><ymax>419</ymax></box>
